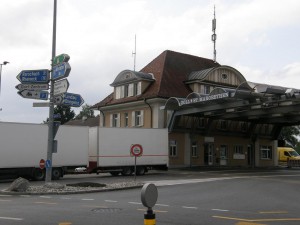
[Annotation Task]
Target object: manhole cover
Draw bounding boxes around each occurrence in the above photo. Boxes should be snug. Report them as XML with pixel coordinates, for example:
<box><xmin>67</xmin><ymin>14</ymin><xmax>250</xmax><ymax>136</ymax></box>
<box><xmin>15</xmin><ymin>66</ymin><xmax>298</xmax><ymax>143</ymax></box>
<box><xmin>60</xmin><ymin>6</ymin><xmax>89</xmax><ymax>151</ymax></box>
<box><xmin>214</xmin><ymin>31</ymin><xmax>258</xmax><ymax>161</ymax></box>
<box><xmin>91</xmin><ymin>208</ymin><xmax>122</xmax><ymax>213</ymax></box>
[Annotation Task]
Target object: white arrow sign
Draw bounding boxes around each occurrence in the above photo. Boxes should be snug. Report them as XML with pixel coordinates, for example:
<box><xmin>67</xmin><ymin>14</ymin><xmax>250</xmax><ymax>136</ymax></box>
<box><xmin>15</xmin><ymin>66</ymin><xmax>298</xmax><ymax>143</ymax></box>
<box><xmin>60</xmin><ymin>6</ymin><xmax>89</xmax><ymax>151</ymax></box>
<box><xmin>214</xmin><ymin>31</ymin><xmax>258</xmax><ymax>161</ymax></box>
<box><xmin>18</xmin><ymin>90</ymin><xmax>49</xmax><ymax>100</ymax></box>
<box><xmin>16</xmin><ymin>83</ymin><xmax>49</xmax><ymax>91</ymax></box>
<box><xmin>54</xmin><ymin>79</ymin><xmax>69</xmax><ymax>96</ymax></box>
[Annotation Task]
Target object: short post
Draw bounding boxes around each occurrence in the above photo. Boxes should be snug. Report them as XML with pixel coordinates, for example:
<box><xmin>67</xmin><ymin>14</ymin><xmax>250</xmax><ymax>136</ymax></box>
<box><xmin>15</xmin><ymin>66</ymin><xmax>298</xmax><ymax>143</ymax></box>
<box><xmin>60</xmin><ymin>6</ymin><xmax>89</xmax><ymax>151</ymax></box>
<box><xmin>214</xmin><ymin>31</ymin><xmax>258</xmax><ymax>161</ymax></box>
<box><xmin>141</xmin><ymin>183</ymin><xmax>158</xmax><ymax>225</ymax></box>
<box><xmin>144</xmin><ymin>207</ymin><xmax>155</xmax><ymax>225</ymax></box>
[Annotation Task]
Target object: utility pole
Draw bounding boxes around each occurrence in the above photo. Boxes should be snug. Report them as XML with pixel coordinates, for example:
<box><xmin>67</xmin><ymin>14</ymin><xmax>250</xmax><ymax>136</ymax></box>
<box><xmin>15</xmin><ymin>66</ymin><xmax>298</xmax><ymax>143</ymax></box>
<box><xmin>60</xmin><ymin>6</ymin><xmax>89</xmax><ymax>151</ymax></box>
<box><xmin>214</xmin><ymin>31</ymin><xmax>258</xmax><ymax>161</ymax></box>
<box><xmin>45</xmin><ymin>0</ymin><xmax>57</xmax><ymax>183</ymax></box>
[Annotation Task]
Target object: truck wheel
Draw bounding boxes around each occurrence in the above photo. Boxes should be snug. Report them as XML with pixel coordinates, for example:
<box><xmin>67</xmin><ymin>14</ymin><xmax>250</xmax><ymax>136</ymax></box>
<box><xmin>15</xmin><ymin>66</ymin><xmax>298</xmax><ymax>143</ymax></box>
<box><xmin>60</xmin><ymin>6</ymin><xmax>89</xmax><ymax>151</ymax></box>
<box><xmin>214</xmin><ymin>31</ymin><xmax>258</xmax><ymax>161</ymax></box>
<box><xmin>110</xmin><ymin>171</ymin><xmax>120</xmax><ymax>176</ymax></box>
<box><xmin>52</xmin><ymin>168</ymin><xmax>62</xmax><ymax>180</ymax></box>
<box><xmin>121</xmin><ymin>167</ymin><xmax>133</xmax><ymax>176</ymax></box>
<box><xmin>136</xmin><ymin>166</ymin><xmax>146</xmax><ymax>175</ymax></box>
<box><xmin>33</xmin><ymin>168</ymin><xmax>45</xmax><ymax>181</ymax></box>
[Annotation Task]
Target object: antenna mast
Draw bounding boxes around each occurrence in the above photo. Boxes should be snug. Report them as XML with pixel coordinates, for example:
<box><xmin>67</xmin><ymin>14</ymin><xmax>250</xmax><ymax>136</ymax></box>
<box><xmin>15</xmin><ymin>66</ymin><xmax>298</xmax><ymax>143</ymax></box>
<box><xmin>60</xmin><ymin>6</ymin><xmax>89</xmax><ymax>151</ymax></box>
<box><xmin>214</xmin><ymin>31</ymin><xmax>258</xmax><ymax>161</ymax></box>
<box><xmin>212</xmin><ymin>5</ymin><xmax>217</xmax><ymax>63</ymax></box>
<box><xmin>132</xmin><ymin>34</ymin><xmax>137</xmax><ymax>71</ymax></box>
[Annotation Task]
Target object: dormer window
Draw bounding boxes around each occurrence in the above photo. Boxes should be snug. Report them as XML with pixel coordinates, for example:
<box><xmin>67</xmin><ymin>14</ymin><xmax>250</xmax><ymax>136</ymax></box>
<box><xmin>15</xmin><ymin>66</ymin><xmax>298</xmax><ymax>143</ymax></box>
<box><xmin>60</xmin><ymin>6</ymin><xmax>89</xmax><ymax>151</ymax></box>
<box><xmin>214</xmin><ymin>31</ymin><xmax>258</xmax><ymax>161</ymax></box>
<box><xmin>115</xmin><ymin>82</ymin><xmax>142</xmax><ymax>99</ymax></box>
<box><xmin>111</xmin><ymin>70</ymin><xmax>155</xmax><ymax>100</ymax></box>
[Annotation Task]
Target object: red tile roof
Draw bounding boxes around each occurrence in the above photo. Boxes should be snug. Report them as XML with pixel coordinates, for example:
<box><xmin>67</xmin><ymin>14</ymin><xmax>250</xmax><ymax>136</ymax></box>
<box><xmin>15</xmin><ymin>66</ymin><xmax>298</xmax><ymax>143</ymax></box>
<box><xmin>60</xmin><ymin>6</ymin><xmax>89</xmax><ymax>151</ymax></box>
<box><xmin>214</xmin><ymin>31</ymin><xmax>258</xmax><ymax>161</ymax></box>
<box><xmin>92</xmin><ymin>50</ymin><xmax>219</xmax><ymax>108</ymax></box>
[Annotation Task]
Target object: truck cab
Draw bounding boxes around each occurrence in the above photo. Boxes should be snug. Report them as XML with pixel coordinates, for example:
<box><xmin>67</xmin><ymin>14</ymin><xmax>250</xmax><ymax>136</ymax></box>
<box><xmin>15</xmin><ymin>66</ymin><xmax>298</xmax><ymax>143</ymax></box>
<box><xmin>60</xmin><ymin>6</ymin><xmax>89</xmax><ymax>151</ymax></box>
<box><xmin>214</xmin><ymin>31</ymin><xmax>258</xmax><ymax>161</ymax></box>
<box><xmin>278</xmin><ymin>147</ymin><xmax>300</xmax><ymax>163</ymax></box>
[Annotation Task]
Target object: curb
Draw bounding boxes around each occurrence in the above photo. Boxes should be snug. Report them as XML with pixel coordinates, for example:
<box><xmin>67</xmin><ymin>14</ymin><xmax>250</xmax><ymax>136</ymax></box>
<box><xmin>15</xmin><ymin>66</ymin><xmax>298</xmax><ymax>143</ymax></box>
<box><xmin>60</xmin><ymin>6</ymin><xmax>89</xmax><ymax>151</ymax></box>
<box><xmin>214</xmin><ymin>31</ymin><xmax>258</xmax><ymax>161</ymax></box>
<box><xmin>0</xmin><ymin>184</ymin><xmax>143</xmax><ymax>196</ymax></box>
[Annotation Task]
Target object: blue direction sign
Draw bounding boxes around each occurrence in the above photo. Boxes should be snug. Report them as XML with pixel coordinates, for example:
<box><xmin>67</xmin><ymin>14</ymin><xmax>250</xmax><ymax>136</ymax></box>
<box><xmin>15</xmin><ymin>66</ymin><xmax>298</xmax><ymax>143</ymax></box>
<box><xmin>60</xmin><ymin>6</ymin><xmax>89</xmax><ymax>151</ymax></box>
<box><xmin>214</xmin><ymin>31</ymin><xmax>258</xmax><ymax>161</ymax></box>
<box><xmin>17</xmin><ymin>70</ymin><xmax>50</xmax><ymax>84</ymax></box>
<box><xmin>18</xmin><ymin>90</ymin><xmax>49</xmax><ymax>100</ymax></box>
<box><xmin>60</xmin><ymin>92</ymin><xmax>84</xmax><ymax>107</ymax></box>
<box><xmin>52</xmin><ymin>62</ymin><xmax>71</xmax><ymax>81</ymax></box>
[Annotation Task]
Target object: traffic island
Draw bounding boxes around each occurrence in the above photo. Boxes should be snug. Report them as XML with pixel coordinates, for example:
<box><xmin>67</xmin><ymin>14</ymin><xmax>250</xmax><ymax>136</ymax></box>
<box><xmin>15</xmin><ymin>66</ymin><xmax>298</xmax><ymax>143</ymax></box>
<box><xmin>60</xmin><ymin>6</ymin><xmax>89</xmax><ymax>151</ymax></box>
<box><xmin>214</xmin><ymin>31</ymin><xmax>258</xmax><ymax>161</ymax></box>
<box><xmin>1</xmin><ymin>177</ymin><xmax>143</xmax><ymax>195</ymax></box>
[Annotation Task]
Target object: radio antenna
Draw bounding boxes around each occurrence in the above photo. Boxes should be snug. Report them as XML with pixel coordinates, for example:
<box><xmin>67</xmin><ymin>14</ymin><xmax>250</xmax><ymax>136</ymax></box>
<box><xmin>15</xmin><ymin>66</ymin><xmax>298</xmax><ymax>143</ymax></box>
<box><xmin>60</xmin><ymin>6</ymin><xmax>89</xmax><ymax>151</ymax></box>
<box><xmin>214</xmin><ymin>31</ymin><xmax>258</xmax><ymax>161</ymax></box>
<box><xmin>211</xmin><ymin>5</ymin><xmax>217</xmax><ymax>63</ymax></box>
<box><xmin>132</xmin><ymin>34</ymin><xmax>137</xmax><ymax>71</ymax></box>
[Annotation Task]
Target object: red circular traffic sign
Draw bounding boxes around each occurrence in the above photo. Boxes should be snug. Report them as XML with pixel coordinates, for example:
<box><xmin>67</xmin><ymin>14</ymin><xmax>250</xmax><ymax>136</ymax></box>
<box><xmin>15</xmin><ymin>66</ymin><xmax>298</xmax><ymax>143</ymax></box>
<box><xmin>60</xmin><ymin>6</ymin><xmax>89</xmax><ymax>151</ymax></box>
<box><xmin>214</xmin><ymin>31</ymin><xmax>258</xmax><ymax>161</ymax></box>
<box><xmin>130</xmin><ymin>144</ymin><xmax>143</xmax><ymax>157</ymax></box>
<box><xmin>39</xmin><ymin>159</ymin><xmax>45</xmax><ymax>169</ymax></box>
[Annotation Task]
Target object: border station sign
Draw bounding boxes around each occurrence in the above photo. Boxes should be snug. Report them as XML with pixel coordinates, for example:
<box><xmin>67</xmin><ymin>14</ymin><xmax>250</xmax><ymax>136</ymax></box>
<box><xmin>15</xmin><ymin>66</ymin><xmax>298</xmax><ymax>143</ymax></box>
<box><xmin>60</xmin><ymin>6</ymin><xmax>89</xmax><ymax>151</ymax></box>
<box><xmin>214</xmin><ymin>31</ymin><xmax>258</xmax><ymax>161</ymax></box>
<box><xmin>17</xmin><ymin>70</ymin><xmax>50</xmax><ymax>84</ymax></box>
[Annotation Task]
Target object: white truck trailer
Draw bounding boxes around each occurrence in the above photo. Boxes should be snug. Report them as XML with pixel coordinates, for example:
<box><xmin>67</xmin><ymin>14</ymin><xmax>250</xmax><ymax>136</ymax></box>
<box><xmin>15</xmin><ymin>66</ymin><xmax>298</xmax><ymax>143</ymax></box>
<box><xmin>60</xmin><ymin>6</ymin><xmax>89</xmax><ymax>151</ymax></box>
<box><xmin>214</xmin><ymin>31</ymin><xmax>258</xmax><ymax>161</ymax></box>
<box><xmin>0</xmin><ymin>122</ymin><xmax>89</xmax><ymax>180</ymax></box>
<box><xmin>88</xmin><ymin>127</ymin><xmax>168</xmax><ymax>176</ymax></box>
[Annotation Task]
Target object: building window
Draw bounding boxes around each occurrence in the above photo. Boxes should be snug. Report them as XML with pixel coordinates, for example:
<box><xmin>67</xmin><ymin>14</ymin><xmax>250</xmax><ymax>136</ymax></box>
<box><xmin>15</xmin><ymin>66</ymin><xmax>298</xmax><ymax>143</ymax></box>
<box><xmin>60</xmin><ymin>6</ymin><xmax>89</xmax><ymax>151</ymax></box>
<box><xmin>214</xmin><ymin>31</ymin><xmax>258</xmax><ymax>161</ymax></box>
<box><xmin>128</xmin><ymin>83</ymin><xmax>134</xmax><ymax>96</ymax></box>
<box><xmin>221</xmin><ymin>73</ymin><xmax>228</xmax><ymax>80</ymax></box>
<box><xmin>260</xmin><ymin>146</ymin><xmax>272</xmax><ymax>159</ymax></box>
<box><xmin>169</xmin><ymin>140</ymin><xmax>177</xmax><ymax>157</ymax></box>
<box><xmin>110</xmin><ymin>113</ymin><xmax>120</xmax><ymax>127</ymax></box>
<box><xmin>124</xmin><ymin>84</ymin><xmax>129</xmax><ymax>97</ymax></box>
<box><xmin>124</xmin><ymin>113</ymin><xmax>128</xmax><ymax>127</ymax></box>
<box><xmin>132</xmin><ymin>110</ymin><xmax>144</xmax><ymax>127</ymax></box>
<box><xmin>219</xmin><ymin>120</ymin><xmax>228</xmax><ymax>130</ymax></box>
<box><xmin>198</xmin><ymin>118</ymin><xmax>206</xmax><ymax>128</ymax></box>
<box><xmin>116</xmin><ymin>86</ymin><xmax>121</xmax><ymax>99</ymax></box>
<box><xmin>204</xmin><ymin>85</ymin><xmax>211</xmax><ymax>94</ymax></box>
<box><xmin>191</xmin><ymin>141</ymin><xmax>198</xmax><ymax>157</ymax></box>
<box><xmin>240</xmin><ymin>122</ymin><xmax>247</xmax><ymax>132</ymax></box>
<box><xmin>133</xmin><ymin>82</ymin><xmax>141</xmax><ymax>96</ymax></box>
<box><xmin>234</xmin><ymin>145</ymin><xmax>244</xmax><ymax>154</ymax></box>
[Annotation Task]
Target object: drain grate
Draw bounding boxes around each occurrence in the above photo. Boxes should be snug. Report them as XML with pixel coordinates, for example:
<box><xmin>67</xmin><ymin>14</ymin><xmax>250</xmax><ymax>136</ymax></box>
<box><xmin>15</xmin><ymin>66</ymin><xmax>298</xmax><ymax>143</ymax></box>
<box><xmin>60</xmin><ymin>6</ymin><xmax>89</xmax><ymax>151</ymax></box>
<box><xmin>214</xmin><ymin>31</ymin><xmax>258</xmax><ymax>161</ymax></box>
<box><xmin>91</xmin><ymin>208</ymin><xmax>122</xmax><ymax>213</ymax></box>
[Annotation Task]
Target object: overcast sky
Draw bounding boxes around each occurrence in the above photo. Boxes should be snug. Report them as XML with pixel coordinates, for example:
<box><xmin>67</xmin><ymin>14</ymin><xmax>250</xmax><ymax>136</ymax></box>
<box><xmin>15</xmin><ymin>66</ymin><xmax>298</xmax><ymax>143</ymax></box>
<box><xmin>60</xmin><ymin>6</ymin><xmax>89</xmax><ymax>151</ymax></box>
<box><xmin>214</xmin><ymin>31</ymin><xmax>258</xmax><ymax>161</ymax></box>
<box><xmin>0</xmin><ymin>0</ymin><xmax>299</xmax><ymax>123</ymax></box>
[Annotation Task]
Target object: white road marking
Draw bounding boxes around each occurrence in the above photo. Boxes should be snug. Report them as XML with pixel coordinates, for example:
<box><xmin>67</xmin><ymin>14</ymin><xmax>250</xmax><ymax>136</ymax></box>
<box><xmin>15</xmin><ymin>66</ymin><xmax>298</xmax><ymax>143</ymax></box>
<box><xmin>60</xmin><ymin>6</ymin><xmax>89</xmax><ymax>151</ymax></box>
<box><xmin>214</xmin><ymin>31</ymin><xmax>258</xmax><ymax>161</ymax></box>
<box><xmin>105</xmin><ymin>200</ymin><xmax>118</xmax><ymax>203</ymax></box>
<box><xmin>39</xmin><ymin>196</ymin><xmax>52</xmax><ymax>199</ymax></box>
<box><xmin>0</xmin><ymin>216</ymin><xmax>23</xmax><ymax>221</ymax></box>
<box><xmin>212</xmin><ymin>208</ymin><xmax>229</xmax><ymax>212</ymax></box>
<box><xmin>61</xmin><ymin>197</ymin><xmax>72</xmax><ymax>200</ymax></box>
<box><xmin>148</xmin><ymin>177</ymin><xmax>237</xmax><ymax>186</ymax></box>
<box><xmin>128</xmin><ymin>202</ymin><xmax>142</xmax><ymax>205</ymax></box>
<box><xmin>0</xmin><ymin>195</ymin><xmax>12</xmax><ymax>197</ymax></box>
<box><xmin>81</xmin><ymin>198</ymin><xmax>94</xmax><ymax>201</ymax></box>
<box><xmin>156</xmin><ymin>204</ymin><xmax>169</xmax><ymax>207</ymax></box>
<box><xmin>182</xmin><ymin>206</ymin><xmax>198</xmax><ymax>209</ymax></box>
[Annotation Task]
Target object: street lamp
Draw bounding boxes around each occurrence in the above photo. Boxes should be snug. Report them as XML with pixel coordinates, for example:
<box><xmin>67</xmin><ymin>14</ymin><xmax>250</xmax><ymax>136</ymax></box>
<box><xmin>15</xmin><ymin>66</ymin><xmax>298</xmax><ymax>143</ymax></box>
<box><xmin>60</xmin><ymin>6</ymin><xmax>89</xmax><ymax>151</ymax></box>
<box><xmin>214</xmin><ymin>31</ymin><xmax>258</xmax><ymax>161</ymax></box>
<box><xmin>0</xmin><ymin>61</ymin><xmax>9</xmax><ymax>95</ymax></box>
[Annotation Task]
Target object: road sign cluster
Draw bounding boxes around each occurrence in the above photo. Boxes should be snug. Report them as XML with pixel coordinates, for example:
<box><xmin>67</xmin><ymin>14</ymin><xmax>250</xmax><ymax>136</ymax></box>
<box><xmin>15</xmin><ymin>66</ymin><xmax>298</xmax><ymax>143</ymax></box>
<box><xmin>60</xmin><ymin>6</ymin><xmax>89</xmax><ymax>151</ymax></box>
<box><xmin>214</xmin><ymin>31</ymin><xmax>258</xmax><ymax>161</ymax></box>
<box><xmin>16</xmin><ymin>53</ymin><xmax>84</xmax><ymax>107</ymax></box>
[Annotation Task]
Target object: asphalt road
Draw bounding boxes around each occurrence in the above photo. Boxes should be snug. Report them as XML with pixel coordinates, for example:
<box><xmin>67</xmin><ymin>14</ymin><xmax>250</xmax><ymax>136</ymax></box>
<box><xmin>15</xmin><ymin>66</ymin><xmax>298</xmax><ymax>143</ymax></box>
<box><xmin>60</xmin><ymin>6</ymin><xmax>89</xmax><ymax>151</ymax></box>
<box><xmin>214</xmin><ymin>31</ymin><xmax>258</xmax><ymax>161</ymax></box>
<box><xmin>0</xmin><ymin>168</ymin><xmax>300</xmax><ymax>225</ymax></box>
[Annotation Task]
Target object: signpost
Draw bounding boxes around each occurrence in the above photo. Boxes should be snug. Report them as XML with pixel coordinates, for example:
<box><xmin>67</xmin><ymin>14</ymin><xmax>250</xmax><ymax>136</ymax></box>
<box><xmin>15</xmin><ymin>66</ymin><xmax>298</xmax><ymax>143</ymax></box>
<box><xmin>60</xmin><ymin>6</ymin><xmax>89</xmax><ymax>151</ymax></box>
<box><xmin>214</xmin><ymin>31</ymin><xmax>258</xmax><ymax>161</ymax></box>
<box><xmin>52</xmin><ymin>62</ymin><xmax>71</xmax><ymax>81</ymax></box>
<box><xmin>18</xmin><ymin>90</ymin><xmax>49</xmax><ymax>100</ymax></box>
<box><xmin>16</xmin><ymin>70</ymin><xmax>50</xmax><ymax>83</ymax></box>
<box><xmin>131</xmin><ymin>144</ymin><xmax>143</xmax><ymax>180</ymax></box>
<box><xmin>16</xmin><ymin>0</ymin><xmax>84</xmax><ymax>184</ymax></box>
<box><xmin>54</xmin><ymin>79</ymin><xmax>69</xmax><ymax>95</ymax></box>
<box><xmin>16</xmin><ymin>83</ymin><xmax>49</xmax><ymax>91</ymax></box>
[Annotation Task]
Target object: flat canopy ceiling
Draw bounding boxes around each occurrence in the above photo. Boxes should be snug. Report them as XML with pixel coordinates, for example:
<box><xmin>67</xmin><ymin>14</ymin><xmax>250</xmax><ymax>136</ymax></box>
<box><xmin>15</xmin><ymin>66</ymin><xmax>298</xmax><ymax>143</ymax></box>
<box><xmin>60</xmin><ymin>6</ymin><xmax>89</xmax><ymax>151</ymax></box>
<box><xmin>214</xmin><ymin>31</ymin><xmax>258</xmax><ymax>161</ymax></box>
<box><xmin>163</xmin><ymin>81</ymin><xmax>300</xmax><ymax>126</ymax></box>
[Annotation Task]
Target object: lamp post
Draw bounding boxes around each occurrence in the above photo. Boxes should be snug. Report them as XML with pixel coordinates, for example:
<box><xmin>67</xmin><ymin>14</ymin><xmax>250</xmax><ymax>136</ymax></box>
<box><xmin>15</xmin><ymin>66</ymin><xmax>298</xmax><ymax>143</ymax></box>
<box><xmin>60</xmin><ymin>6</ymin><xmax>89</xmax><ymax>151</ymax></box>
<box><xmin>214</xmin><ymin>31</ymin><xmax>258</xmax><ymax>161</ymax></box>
<box><xmin>0</xmin><ymin>61</ymin><xmax>9</xmax><ymax>95</ymax></box>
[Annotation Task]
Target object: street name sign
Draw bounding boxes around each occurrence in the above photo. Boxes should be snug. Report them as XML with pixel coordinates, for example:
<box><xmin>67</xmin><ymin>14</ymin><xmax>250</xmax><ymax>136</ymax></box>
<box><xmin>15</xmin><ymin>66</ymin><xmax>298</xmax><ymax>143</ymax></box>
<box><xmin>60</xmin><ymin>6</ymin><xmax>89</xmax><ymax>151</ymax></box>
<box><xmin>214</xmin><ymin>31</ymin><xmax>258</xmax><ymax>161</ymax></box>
<box><xmin>55</xmin><ymin>92</ymin><xmax>84</xmax><ymax>107</ymax></box>
<box><xmin>52</xmin><ymin>62</ymin><xmax>71</xmax><ymax>81</ymax></box>
<box><xmin>16</xmin><ymin>83</ymin><xmax>49</xmax><ymax>91</ymax></box>
<box><xmin>54</xmin><ymin>79</ymin><xmax>69</xmax><ymax>96</ymax></box>
<box><xmin>18</xmin><ymin>90</ymin><xmax>49</xmax><ymax>100</ymax></box>
<box><xmin>17</xmin><ymin>70</ymin><xmax>50</xmax><ymax>83</ymax></box>
<box><xmin>53</xmin><ymin>53</ymin><xmax>70</xmax><ymax>66</ymax></box>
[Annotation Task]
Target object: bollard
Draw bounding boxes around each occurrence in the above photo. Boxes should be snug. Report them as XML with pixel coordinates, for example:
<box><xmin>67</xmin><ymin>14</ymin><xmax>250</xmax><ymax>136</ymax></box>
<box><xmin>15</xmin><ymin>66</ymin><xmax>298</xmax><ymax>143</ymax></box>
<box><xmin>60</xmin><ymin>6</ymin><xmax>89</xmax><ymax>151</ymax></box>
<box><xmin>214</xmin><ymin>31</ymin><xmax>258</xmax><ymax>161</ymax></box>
<box><xmin>144</xmin><ymin>208</ymin><xmax>156</xmax><ymax>225</ymax></box>
<box><xmin>141</xmin><ymin>183</ymin><xmax>158</xmax><ymax>225</ymax></box>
